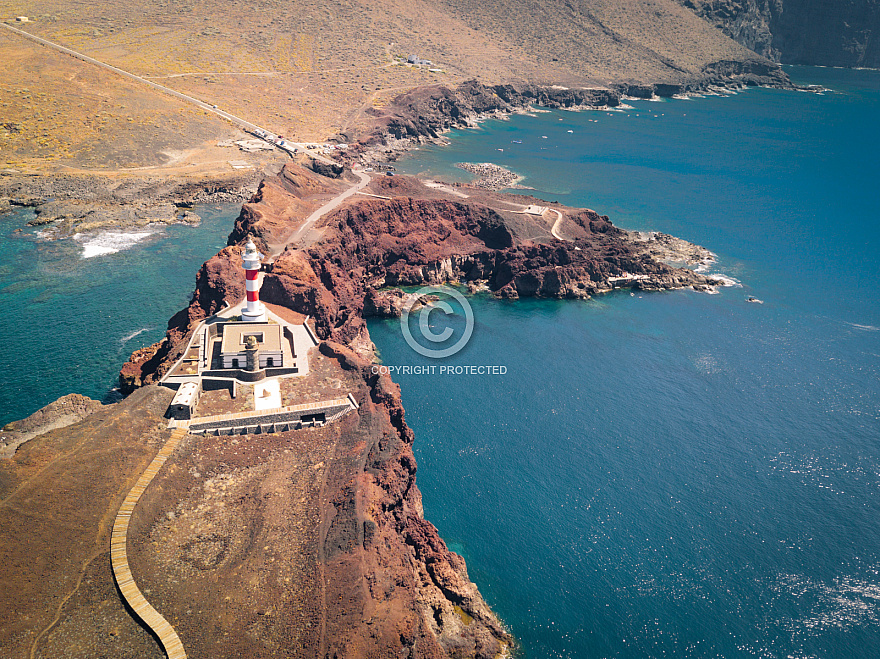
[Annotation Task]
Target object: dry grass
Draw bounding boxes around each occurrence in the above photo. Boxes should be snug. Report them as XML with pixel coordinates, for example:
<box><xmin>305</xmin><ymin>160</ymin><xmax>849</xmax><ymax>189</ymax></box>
<box><xmin>0</xmin><ymin>0</ymin><xmax>756</xmax><ymax>172</ymax></box>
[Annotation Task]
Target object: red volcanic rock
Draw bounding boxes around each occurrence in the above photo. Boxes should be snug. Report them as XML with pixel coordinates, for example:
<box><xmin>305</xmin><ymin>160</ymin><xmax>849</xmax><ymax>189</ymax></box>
<box><xmin>113</xmin><ymin>166</ymin><xmax>724</xmax><ymax>658</ymax></box>
<box><xmin>190</xmin><ymin>246</ymin><xmax>246</xmax><ymax>318</ymax></box>
<box><xmin>119</xmin><ymin>245</ymin><xmax>246</xmax><ymax>391</ymax></box>
<box><xmin>363</xmin><ymin>288</ymin><xmax>409</xmax><ymax>317</ymax></box>
<box><xmin>229</xmin><ymin>163</ymin><xmax>350</xmax><ymax>248</ymax></box>
<box><xmin>316</xmin><ymin>341</ymin><xmax>510</xmax><ymax>657</ymax></box>
<box><xmin>118</xmin><ymin>342</ymin><xmax>163</xmax><ymax>394</ymax></box>
<box><xmin>123</xmin><ymin>169</ymin><xmax>717</xmax><ymax>388</ymax></box>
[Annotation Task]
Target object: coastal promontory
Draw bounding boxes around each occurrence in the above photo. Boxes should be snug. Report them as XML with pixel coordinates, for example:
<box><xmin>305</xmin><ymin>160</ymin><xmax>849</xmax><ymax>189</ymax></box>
<box><xmin>1</xmin><ymin>0</ymin><xmax>849</xmax><ymax>655</ymax></box>
<box><xmin>0</xmin><ymin>159</ymin><xmax>727</xmax><ymax>657</ymax></box>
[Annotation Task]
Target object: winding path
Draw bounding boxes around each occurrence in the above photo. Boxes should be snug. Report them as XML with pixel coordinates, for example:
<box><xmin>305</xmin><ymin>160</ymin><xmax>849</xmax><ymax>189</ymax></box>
<box><xmin>282</xmin><ymin>169</ymin><xmax>372</xmax><ymax>252</ymax></box>
<box><xmin>111</xmin><ymin>428</ymin><xmax>189</xmax><ymax>659</ymax></box>
<box><xmin>549</xmin><ymin>209</ymin><xmax>566</xmax><ymax>240</ymax></box>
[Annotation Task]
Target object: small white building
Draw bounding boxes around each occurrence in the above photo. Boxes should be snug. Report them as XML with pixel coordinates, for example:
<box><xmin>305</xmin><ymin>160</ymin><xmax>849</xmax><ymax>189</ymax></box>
<box><xmin>16</xmin><ymin>16</ymin><xmax>29</xmax><ymax>22</ymax></box>
<box><xmin>169</xmin><ymin>381</ymin><xmax>200</xmax><ymax>420</ymax></box>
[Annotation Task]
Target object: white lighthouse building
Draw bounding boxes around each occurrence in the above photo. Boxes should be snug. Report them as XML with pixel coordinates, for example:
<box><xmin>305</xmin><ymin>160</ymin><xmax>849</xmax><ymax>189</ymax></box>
<box><xmin>241</xmin><ymin>238</ymin><xmax>268</xmax><ymax>322</ymax></box>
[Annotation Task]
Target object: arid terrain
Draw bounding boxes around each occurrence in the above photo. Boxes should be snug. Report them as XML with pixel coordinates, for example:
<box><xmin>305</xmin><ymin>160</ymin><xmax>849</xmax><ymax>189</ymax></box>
<box><xmin>0</xmin><ymin>348</ymin><xmax>510</xmax><ymax>658</ymax></box>
<box><xmin>1</xmin><ymin>0</ymin><xmax>774</xmax><ymax>176</ymax></box>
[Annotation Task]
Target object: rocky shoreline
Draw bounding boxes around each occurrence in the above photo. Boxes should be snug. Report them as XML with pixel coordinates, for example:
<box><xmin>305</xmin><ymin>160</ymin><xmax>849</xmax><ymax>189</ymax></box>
<box><xmin>344</xmin><ymin>62</ymin><xmax>798</xmax><ymax>166</ymax></box>
<box><xmin>25</xmin><ymin>200</ymin><xmax>203</xmax><ymax>239</ymax></box>
<box><xmin>0</xmin><ymin>58</ymin><xmax>801</xmax><ymax>238</ymax></box>
<box><xmin>114</xmin><ymin>162</ymin><xmax>731</xmax><ymax>656</ymax></box>
<box><xmin>0</xmin><ymin>58</ymin><xmax>777</xmax><ymax>656</ymax></box>
<box><xmin>0</xmin><ymin>170</ymin><xmax>266</xmax><ymax>240</ymax></box>
<box><xmin>1</xmin><ymin>159</ymin><xmax>732</xmax><ymax>657</ymax></box>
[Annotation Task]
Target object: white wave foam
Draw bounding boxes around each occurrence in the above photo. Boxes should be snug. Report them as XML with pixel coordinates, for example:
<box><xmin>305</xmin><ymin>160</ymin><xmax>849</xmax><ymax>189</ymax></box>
<box><xmin>75</xmin><ymin>230</ymin><xmax>156</xmax><ymax>258</ymax></box>
<box><xmin>847</xmin><ymin>322</ymin><xmax>880</xmax><ymax>332</ymax></box>
<box><xmin>121</xmin><ymin>327</ymin><xmax>151</xmax><ymax>344</ymax></box>
<box><xmin>693</xmin><ymin>252</ymin><xmax>718</xmax><ymax>274</ymax></box>
<box><xmin>708</xmin><ymin>274</ymin><xmax>742</xmax><ymax>288</ymax></box>
<box><xmin>35</xmin><ymin>228</ymin><xmax>58</xmax><ymax>240</ymax></box>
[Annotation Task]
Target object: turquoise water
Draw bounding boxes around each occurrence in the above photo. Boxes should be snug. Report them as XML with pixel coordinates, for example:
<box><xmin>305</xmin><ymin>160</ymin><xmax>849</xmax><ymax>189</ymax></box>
<box><xmin>371</xmin><ymin>67</ymin><xmax>880</xmax><ymax>658</ymax></box>
<box><xmin>0</xmin><ymin>206</ymin><xmax>237</xmax><ymax>427</ymax></box>
<box><xmin>0</xmin><ymin>66</ymin><xmax>877</xmax><ymax>658</ymax></box>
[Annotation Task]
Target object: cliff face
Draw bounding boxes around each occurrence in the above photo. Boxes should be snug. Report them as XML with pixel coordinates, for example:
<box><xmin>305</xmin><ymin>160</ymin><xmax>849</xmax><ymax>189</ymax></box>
<box><xmin>121</xmin><ymin>345</ymin><xmax>510</xmax><ymax>659</ymax></box>
<box><xmin>678</xmin><ymin>0</ymin><xmax>880</xmax><ymax>67</ymax></box>
<box><xmin>123</xmin><ymin>166</ymin><xmax>720</xmax><ymax>390</ymax></box>
<box><xmin>1</xmin><ymin>360</ymin><xmax>511</xmax><ymax>658</ymax></box>
<box><xmin>109</xmin><ymin>163</ymin><xmax>723</xmax><ymax>658</ymax></box>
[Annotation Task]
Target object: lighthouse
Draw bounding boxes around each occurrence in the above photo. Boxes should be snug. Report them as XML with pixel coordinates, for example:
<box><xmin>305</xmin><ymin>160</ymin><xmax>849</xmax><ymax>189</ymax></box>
<box><xmin>241</xmin><ymin>238</ymin><xmax>267</xmax><ymax>322</ymax></box>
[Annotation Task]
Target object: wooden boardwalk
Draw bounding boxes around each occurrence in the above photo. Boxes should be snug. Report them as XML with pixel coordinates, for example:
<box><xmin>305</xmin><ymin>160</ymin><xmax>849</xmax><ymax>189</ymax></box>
<box><xmin>111</xmin><ymin>428</ymin><xmax>189</xmax><ymax>659</ymax></box>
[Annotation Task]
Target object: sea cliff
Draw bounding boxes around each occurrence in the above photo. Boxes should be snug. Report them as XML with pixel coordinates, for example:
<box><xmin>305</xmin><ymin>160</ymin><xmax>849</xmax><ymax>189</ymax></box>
<box><xmin>115</xmin><ymin>163</ymin><xmax>723</xmax><ymax>656</ymax></box>
<box><xmin>677</xmin><ymin>0</ymin><xmax>880</xmax><ymax>68</ymax></box>
<box><xmin>1</xmin><ymin>160</ymin><xmax>726</xmax><ymax>658</ymax></box>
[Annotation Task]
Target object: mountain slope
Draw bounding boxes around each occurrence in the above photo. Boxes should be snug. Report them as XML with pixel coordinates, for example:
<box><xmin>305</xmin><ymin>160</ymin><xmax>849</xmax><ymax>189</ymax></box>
<box><xmin>678</xmin><ymin>0</ymin><xmax>880</xmax><ymax>67</ymax></box>
<box><xmin>1</xmin><ymin>0</ymin><xmax>778</xmax><ymax>171</ymax></box>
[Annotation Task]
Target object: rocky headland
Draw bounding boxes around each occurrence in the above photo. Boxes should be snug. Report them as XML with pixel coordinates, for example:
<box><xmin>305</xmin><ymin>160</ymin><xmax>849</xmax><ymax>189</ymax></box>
<box><xmin>0</xmin><ymin>0</ymin><xmax>870</xmax><ymax>652</ymax></box>
<box><xmin>114</xmin><ymin>164</ymin><xmax>724</xmax><ymax>657</ymax></box>
<box><xmin>122</xmin><ymin>164</ymin><xmax>723</xmax><ymax>391</ymax></box>
<box><xmin>1</xmin><ymin>149</ymin><xmax>729</xmax><ymax>657</ymax></box>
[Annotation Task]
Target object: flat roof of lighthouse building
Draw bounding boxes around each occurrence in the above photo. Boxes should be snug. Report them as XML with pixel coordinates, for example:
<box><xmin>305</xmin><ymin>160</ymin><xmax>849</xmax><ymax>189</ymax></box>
<box><xmin>220</xmin><ymin>322</ymin><xmax>283</xmax><ymax>354</ymax></box>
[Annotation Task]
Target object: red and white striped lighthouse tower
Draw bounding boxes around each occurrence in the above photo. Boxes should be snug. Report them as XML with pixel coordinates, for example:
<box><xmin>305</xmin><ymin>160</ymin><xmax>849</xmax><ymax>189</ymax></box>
<box><xmin>241</xmin><ymin>237</ymin><xmax>267</xmax><ymax>322</ymax></box>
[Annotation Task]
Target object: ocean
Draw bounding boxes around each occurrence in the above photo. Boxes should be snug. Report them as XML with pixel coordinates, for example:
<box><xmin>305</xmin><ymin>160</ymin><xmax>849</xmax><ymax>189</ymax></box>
<box><xmin>1</xmin><ymin>65</ymin><xmax>877</xmax><ymax>658</ymax></box>
<box><xmin>0</xmin><ymin>205</ymin><xmax>237</xmax><ymax>427</ymax></box>
<box><xmin>368</xmin><ymin>66</ymin><xmax>880</xmax><ymax>658</ymax></box>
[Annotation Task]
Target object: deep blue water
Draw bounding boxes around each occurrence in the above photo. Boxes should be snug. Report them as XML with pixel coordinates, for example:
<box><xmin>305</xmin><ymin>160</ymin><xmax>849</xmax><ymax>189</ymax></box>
<box><xmin>0</xmin><ymin>65</ymin><xmax>877</xmax><ymax>659</ymax></box>
<box><xmin>370</xmin><ymin>66</ymin><xmax>880</xmax><ymax>658</ymax></box>
<box><xmin>0</xmin><ymin>206</ymin><xmax>237</xmax><ymax>427</ymax></box>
